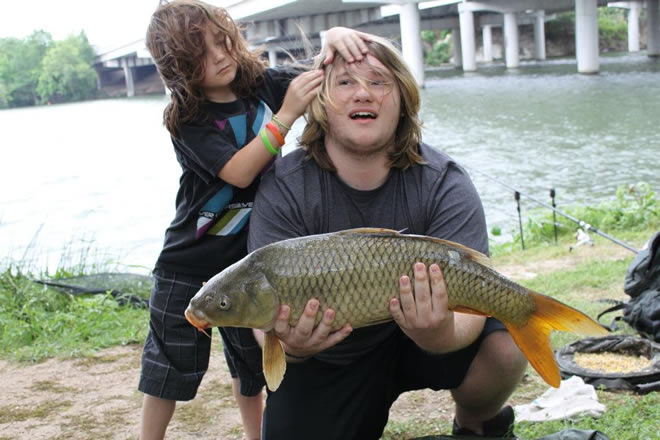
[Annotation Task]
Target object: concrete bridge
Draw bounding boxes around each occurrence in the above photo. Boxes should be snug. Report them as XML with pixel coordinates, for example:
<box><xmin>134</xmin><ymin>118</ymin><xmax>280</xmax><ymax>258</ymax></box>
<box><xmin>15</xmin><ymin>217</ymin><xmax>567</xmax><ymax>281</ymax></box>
<box><xmin>94</xmin><ymin>0</ymin><xmax>660</xmax><ymax>95</ymax></box>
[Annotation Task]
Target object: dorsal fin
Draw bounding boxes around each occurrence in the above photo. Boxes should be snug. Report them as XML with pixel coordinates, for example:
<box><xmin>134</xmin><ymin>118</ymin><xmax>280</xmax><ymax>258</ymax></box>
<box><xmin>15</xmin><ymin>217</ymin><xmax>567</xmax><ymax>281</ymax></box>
<box><xmin>336</xmin><ymin>227</ymin><xmax>401</xmax><ymax>236</ymax></box>
<box><xmin>337</xmin><ymin>228</ymin><xmax>493</xmax><ymax>269</ymax></box>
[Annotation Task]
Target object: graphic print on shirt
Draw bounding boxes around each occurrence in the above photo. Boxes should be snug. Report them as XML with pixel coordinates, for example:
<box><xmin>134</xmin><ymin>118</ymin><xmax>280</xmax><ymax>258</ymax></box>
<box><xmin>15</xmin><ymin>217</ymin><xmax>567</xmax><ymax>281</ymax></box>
<box><xmin>195</xmin><ymin>100</ymin><xmax>273</xmax><ymax>239</ymax></box>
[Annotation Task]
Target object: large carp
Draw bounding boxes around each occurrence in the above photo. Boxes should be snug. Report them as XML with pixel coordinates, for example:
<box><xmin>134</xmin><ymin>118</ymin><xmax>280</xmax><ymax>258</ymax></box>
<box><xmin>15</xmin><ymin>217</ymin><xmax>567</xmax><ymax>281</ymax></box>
<box><xmin>185</xmin><ymin>228</ymin><xmax>608</xmax><ymax>391</ymax></box>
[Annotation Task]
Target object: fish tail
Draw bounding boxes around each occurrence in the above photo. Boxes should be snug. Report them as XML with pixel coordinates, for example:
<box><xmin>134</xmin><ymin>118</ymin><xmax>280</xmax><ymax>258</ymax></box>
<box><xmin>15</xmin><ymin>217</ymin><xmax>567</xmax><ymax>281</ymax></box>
<box><xmin>263</xmin><ymin>330</ymin><xmax>286</xmax><ymax>391</ymax></box>
<box><xmin>503</xmin><ymin>291</ymin><xmax>609</xmax><ymax>388</ymax></box>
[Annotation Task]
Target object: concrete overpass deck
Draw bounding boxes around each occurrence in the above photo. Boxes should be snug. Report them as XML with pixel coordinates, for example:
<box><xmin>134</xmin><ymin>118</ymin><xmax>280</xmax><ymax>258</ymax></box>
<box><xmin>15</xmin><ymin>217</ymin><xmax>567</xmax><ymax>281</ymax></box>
<box><xmin>93</xmin><ymin>0</ymin><xmax>660</xmax><ymax>95</ymax></box>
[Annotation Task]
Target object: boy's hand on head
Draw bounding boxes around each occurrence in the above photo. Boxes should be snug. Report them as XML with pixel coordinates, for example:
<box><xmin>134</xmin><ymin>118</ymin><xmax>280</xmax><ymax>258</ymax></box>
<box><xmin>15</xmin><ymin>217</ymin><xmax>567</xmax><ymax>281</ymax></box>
<box><xmin>322</xmin><ymin>27</ymin><xmax>371</xmax><ymax>65</ymax></box>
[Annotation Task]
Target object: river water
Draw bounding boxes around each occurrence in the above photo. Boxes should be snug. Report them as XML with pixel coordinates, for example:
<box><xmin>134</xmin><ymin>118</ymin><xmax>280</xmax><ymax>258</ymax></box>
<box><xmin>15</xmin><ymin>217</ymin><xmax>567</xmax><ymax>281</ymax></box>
<box><xmin>1</xmin><ymin>53</ymin><xmax>658</xmax><ymax>273</ymax></box>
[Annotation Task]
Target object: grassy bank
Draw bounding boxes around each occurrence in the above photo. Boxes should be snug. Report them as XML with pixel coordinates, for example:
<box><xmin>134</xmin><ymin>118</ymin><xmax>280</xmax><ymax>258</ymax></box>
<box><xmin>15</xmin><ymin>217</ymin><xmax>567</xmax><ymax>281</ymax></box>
<box><xmin>1</xmin><ymin>184</ymin><xmax>658</xmax><ymax>439</ymax></box>
<box><xmin>0</xmin><ymin>264</ymin><xmax>150</xmax><ymax>362</ymax></box>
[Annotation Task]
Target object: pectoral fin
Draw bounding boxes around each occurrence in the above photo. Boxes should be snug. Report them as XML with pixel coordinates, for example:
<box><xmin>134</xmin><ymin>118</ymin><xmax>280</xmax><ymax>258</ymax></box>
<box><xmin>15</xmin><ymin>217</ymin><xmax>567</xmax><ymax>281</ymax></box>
<box><xmin>263</xmin><ymin>330</ymin><xmax>286</xmax><ymax>391</ymax></box>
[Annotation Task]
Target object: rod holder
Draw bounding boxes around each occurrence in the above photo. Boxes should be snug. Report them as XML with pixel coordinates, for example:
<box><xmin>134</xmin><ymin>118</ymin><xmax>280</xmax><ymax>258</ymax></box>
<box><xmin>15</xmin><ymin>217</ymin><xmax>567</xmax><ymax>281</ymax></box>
<box><xmin>550</xmin><ymin>188</ymin><xmax>558</xmax><ymax>244</ymax></box>
<box><xmin>515</xmin><ymin>191</ymin><xmax>525</xmax><ymax>250</ymax></box>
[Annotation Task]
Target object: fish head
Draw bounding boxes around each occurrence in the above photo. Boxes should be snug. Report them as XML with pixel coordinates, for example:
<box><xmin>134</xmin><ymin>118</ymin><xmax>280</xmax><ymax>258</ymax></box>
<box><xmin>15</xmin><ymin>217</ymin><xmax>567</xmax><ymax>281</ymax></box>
<box><xmin>185</xmin><ymin>256</ymin><xmax>279</xmax><ymax>331</ymax></box>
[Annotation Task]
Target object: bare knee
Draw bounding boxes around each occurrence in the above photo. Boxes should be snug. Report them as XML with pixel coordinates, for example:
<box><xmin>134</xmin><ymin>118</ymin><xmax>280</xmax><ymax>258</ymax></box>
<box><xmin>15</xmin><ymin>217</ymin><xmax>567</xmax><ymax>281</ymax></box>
<box><xmin>452</xmin><ymin>331</ymin><xmax>526</xmax><ymax>408</ymax></box>
<box><xmin>482</xmin><ymin>331</ymin><xmax>527</xmax><ymax>378</ymax></box>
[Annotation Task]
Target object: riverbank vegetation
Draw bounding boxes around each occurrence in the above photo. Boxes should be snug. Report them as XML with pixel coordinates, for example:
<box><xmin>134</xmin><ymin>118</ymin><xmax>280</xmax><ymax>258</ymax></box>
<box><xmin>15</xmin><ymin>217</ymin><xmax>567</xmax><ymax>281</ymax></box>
<box><xmin>0</xmin><ymin>31</ymin><xmax>97</xmax><ymax>109</ymax></box>
<box><xmin>546</xmin><ymin>7</ymin><xmax>631</xmax><ymax>54</ymax></box>
<box><xmin>0</xmin><ymin>184</ymin><xmax>658</xmax><ymax>439</ymax></box>
<box><xmin>492</xmin><ymin>182</ymin><xmax>659</xmax><ymax>255</ymax></box>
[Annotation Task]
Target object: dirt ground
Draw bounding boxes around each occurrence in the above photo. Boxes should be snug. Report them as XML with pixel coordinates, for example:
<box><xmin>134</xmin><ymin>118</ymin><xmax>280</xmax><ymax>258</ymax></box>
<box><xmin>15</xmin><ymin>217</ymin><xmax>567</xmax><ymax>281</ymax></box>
<box><xmin>0</xmin><ymin>243</ymin><xmax>633</xmax><ymax>440</ymax></box>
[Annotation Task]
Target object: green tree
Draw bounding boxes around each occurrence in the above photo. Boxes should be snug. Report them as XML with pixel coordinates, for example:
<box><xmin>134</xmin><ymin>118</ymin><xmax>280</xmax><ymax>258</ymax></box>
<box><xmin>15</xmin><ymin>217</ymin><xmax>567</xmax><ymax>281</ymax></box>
<box><xmin>421</xmin><ymin>30</ymin><xmax>451</xmax><ymax>66</ymax></box>
<box><xmin>0</xmin><ymin>30</ymin><xmax>52</xmax><ymax>108</ymax></box>
<box><xmin>37</xmin><ymin>32</ymin><xmax>97</xmax><ymax>104</ymax></box>
<box><xmin>598</xmin><ymin>7</ymin><xmax>627</xmax><ymax>51</ymax></box>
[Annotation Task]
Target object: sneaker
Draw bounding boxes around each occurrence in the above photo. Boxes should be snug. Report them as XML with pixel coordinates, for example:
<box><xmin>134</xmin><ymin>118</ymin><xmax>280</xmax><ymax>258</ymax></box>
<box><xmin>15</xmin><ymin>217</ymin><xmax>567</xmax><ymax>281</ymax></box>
<box><xmin>452</xmin><ymin>405</ymin><xmax>516</xmax><ymax>439</ymax></box>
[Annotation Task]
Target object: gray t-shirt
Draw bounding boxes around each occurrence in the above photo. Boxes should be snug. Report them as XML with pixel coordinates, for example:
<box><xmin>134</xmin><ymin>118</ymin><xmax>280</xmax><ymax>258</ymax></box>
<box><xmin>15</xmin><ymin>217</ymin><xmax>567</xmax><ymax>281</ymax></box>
<box><xmin>248</xmin><ymin>143</ymin><xmax>488</xmax><ymax>364</ymax></box>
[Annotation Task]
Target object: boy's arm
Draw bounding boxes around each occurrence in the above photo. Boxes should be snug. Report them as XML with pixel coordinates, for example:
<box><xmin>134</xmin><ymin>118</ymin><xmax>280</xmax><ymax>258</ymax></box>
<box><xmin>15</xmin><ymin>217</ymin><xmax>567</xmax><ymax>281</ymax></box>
<box><xmin>220</xmin><ymin>27</ymin><xmax>374</xmax><ymax>188</ymax></box>
<box><xmin>217</xmin><ymin>69</ymin><xmax>323</xmax><ymax>188</ymax></box>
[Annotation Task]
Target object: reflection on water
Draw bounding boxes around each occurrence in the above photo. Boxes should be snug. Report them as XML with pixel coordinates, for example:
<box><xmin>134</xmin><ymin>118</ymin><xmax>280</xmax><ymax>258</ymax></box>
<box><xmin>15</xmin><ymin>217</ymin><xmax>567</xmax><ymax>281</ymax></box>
<box><xmin>1</xmin><ymin>53</ymin><xmax>658</xmax><ymax>272</ymax></box>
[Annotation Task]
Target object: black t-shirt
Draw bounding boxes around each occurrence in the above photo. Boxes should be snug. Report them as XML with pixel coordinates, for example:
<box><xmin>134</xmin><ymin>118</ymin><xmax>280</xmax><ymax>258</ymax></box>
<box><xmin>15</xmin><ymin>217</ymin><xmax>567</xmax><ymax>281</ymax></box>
<box><xmin>155</xmin><ymin>68</ymin><xmax>298</xmax><ymax>279</ymax></box>
<box><xmin>248</xmin><ymin>144</ymin><xmax>489</xmax><ymax>364</ymax></box>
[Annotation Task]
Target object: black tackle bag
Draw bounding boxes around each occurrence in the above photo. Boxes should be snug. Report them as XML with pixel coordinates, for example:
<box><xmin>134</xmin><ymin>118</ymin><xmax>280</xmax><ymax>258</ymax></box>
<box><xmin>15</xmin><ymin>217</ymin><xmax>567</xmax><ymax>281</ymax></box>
<box><xmin>600</xmin><ymin>232</ymin><xmax>660</xmax><ymax>342</ymax></box>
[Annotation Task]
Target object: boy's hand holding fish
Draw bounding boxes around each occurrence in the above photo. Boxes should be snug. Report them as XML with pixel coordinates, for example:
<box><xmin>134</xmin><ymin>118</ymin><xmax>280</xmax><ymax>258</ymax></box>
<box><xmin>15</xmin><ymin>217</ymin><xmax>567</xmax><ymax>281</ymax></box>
<box><xmin>270</xmin><ymin>299</ymin><xmax>352</xmax><ymax>361</ymax></box>
<box><xmin>392</xmin><ymin>262</ymin><xmax>486</xmax><ymax>354</ymax></box>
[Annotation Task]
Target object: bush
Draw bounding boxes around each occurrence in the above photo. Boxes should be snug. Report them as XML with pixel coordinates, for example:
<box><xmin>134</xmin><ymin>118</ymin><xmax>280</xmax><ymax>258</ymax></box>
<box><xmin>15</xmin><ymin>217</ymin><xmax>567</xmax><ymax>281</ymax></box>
<box><xmin>421</xmin><ymin>30</ymin><xmax>451</xmax><ymax>66</ymax></box>
<box><xmin>598</xmin><ymin>8</ymin><xmax>628</xmax><ymax>51</ymax></box>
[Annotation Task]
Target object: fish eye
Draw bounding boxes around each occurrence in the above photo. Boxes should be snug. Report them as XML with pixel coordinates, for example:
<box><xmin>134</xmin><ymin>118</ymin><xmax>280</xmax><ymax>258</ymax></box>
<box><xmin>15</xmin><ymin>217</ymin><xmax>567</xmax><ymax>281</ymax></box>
<box><xmin>218</xmin><ymin>295</ymin><xmax>231</xmax><ymax>311</ymax></box>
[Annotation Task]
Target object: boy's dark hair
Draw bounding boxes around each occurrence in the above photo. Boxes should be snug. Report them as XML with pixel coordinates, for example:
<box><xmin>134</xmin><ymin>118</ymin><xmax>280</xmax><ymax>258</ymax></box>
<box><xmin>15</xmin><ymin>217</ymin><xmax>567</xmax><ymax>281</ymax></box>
<box><xmin>146</xmin><ymin>0</ymin><xmax>267</xmax><ymax>137</ymax></box>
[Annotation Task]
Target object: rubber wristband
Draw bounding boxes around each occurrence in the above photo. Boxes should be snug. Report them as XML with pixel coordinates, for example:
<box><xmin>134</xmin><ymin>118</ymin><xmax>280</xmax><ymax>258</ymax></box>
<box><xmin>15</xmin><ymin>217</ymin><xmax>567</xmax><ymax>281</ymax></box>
<box><xmin>272</xmin><ymin>114</ymin><xmax>292</xmax><ymax>131</ymax></box>
<box><xmin>260</xmin><ymin>128</ymin><xmax>279</xmax><ymax>156</ymax></box>
<box><xmin>266</xmin><ymin>122</ymin><xmax>285</xmax><ymax>146</ymax></box>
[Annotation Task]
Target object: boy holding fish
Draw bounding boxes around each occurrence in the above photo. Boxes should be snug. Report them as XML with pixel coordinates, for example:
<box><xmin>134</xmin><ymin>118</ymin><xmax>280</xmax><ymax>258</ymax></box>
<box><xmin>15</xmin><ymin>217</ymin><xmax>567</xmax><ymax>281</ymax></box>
<box><xmin>138</xmin><ymin>1</ymin><xmax>373</xmax><ymax>439</ymax></box>
<box><xmin>215</xmin><ymin>36</ymin><xmax>531</xmax><ymax>439</ymax></box>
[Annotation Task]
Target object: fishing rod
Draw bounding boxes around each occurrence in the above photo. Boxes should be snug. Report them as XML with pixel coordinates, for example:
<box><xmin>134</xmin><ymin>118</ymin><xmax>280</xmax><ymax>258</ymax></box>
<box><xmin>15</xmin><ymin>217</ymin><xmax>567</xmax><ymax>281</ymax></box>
<box><xmin>463</xmin><ymin>165</ymin><xmax>640</xmax><ymax>254</ymax></box>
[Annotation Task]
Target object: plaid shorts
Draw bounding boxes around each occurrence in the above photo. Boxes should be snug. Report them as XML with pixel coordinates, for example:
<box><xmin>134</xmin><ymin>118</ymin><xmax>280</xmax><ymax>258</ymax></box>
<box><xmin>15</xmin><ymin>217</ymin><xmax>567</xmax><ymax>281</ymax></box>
<box><xmin>138</xmin><ymin>269</ymin><xmax>265</xmax><ymax>401</ymax></box>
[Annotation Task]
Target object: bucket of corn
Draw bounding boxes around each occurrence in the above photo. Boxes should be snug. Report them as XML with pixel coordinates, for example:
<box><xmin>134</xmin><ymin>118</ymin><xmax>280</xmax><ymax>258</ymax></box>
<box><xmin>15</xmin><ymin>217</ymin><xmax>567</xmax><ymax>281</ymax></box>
<box><xmin>556</xmin><ymin>335</ymin><xmax>660</xmax><ymax>393</ymax></box>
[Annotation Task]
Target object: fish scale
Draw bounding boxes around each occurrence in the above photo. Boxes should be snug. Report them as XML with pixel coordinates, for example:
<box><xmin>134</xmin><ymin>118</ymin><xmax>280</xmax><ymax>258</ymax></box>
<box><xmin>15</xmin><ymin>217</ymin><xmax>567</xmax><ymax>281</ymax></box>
<box><xmin>185</xmin><ymin>228</ymin><xmax>609</xmax><ymax>390</ymax></box>
<box><xmin>255</xmin><ymin>232</ymin><xmax>535</xmax><ymax>329</ymax></box>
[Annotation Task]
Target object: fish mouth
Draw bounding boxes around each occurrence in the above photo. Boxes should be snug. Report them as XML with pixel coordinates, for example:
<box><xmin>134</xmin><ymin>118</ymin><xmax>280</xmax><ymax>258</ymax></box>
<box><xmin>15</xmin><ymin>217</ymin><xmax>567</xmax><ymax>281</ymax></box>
<box><xmin>184</xmin><ymin>307</ymin><xmax>211</xmax><ymax>334</ymax></box>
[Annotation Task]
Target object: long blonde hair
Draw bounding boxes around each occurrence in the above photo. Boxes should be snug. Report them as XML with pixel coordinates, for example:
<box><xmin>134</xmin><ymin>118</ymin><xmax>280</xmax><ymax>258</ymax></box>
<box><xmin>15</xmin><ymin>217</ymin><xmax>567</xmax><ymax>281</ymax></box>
<box><xmin>146</xmin><ymin>0</ymin><xmax>267</xmax><ymax>137</ymax></box>
<box><xmin>299</xmin><ymin>37</ymin><xmax>424</xmax><ymax>170</ymax></box>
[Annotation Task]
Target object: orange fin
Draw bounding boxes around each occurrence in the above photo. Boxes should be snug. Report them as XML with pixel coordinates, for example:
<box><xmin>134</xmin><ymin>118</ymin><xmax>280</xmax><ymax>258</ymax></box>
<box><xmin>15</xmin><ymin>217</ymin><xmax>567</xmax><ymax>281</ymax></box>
<box><xmin>504</xmin><ymin>292</ymin><xmax>609</xmax><ymax>388</ymax></box>
<box><xmin>341</xmin><ymin>228</ymin><xmax>493</xmax><ymax>269</ymax></box>
<box><xmin>263</xmin><ymin>330</ymin><xmax>286</xmax><ymax>391</ymax></box>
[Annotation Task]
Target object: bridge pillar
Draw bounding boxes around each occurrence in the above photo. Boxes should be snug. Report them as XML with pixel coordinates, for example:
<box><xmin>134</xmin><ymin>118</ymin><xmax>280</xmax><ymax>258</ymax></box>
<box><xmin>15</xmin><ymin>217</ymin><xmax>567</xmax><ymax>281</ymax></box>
<box><xmin>268</xmin><ymin>49</ymin><xmax>278</xmax><ymax>67</ymax></box>
<box><xmin>503</xmin><ymin>12</ymin><xmax>520</xmax><ymax>68</ymax></box>
<box><xmin>575</xmin><ymin>0</ymin><xmax>600</xmax><ymax>73</ymax></box>
<box><xmin>121</xmin><ymin>57</ymin><xmax>136</xmax><ymax>97</ymax></box>
<box><xmin>452</xmin><ymin>27</ymin><xmax>462</xmax><ymax>67</ymax></box>
<box><xmin>482</xmin><ymin>25</ymin><xmax>493</xmax><ymax>62</ymax></box>
<box><xmin>458</xmin><ymin>5</ymin><xmax>477</xmax><ymax>71</ymax></box>
<box><xmin>534</xmin><ymin>10</ymin><xmax>546</xmax><ymax>60</ymax></box>
<box><xmin>399</xmin><ymin>2</ymin><xmax>425</xmax><ymax>87</ymax></box>
<box><xmin>649</xmin><ymin>0</ymin><xmax>660</xmax><ymax>57</ymax></box>
<box><xmin>628</xmin><ymin>2</ymin><xmax>641</xmax><ymax>51</ymax></box>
